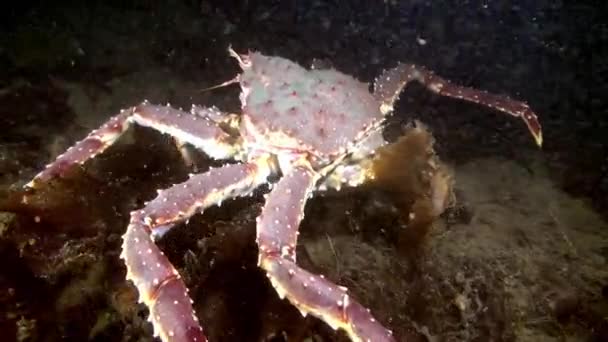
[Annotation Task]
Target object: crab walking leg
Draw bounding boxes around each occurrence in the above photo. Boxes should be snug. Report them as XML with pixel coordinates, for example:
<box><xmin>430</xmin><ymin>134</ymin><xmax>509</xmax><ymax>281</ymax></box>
<box><xmin>374</xmin><ymin>63</ymin><xmax>543</xmax><ymax>147</ymax></box>
<box><xmin>257</xmin><ymin>165</ymin><xmax>395</xmax><ymax>342</ymax></box>
<box><xmin>25</xmin><ymin>102</ymin><xmax>242</xmax><ymax>188</ymax></box>
<box><xmin>121</xmin><ymin>161</ymin><xmax>272</xmax><ymax>342</ymax></box>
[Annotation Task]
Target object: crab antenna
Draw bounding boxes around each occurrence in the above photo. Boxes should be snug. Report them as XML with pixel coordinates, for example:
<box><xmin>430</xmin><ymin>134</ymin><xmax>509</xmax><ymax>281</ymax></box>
<box><xmin>198</xmin><ymin>74</ymin><xmax>240</xmax><ymax>93</ymax></box>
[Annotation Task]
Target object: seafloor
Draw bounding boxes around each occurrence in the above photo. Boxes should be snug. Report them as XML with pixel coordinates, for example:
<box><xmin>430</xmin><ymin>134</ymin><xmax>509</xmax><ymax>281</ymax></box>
<box><xmin>0</xmin><ymin>1</ymin><xmax>606</xmax><ymax>341</ymax></box>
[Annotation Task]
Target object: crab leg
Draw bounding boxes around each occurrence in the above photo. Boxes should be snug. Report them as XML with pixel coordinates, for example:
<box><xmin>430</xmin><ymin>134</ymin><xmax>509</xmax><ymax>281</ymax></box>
<box><xmin>121</xmin><ymin>160</ymin><xmax>273</xmax><ymax>342</ymax></box>
<box><xmin>25</xmin><ymin>102</ymin><xmax>242</xmax><ymax>188</ymax></box>
<box><xmin>374</xmin><ymin>63</ymin><xmax>543</xmax><ymax>147</ymax></box>
<box><xmin>257</xmin><ymin>165</ymin><xmax>395</xmax><ymax>342</ymax></box>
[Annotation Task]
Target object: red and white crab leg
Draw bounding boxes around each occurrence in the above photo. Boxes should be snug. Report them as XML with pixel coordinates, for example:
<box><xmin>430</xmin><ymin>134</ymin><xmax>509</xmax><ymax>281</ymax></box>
<box><xmin>121</xmin><ymin>159</ymin><xmax>273</xmax><ymax>342</ymax></box>
<box><xmin>374</xmin><ymin>63</ymin><xmax>543</xmax><ymax>147</ymax></box>
<box><xmin>25</xmin><ymin>102</ymin><xmax>242</xmax><ymax>188</ymax></box>
<box><xmin>257</xmin><ymin>164</ymin><xmax>395</xmax><ymax>342</ymax></box>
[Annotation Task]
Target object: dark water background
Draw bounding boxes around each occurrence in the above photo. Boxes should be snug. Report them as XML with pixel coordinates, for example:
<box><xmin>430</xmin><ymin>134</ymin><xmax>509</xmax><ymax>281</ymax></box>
<box><xmin>0</xmin><ymin>1</ymin><xmax>606</xmax><ymax>341</ymax></box>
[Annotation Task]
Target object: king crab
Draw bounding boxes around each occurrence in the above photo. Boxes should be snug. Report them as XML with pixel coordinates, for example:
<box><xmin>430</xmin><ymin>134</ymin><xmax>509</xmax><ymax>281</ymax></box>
<box><xmin>24</xmin><ymin>47</ymin><xmax>542</xmax><ymax>342</ymax></box>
